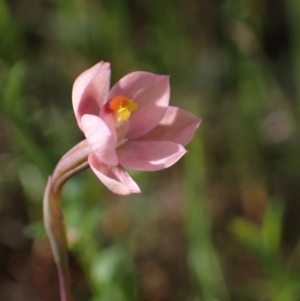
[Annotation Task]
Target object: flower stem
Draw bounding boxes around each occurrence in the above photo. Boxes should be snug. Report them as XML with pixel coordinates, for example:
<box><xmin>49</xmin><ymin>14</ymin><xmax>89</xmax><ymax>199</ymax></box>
<box><xmin>43</xmin><ymin>140</ymin><xmax>91</xmax><ymax>301</ymax></box>
<box><xmin>52</xmin><ymin>140</ymin><xmax>91</xmax><ymax>193</ymax></box>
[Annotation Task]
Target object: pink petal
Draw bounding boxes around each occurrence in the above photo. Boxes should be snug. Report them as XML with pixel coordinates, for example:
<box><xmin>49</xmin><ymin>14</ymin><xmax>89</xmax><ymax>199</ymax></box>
<box><xmin>81</xmin><ymin>114</ymin><xmax>118</xmax><ymax>166</ymax></box>
<box><xmin>89</xmin><ymin>153</ymin><xmax>141</xmax><ymax>195</ymax></box>
<box><xmin>108</xmin><ymin>72</ymin><xmax>170</xmax><ymax>139</ymax></box>
<box><xmin>117</xmin><ymin>141</ymin><xmax>187</xmax><ymax>171</ymax></box>
<box><xmin>139</xmin><ymin>106</ymin><xmax>202</xmax><ymax>146</ymax></box>
<box><xmin>72</xmin><ymin>61</ymin><xmax>111</xmax><ymax>129</ymax></box>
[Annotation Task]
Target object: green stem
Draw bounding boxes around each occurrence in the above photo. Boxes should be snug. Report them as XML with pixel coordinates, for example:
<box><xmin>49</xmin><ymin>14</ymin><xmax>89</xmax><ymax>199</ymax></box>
<box><xmin>52</xmin><ymin>140</ymin><xmax>91</xmax><ymax>193</ymax></box>
<box><xmin>44</xmin><ymin>181</ymin><xmax>72</xmax><ymax>301</ymax></box>
<box><xmin>43</xmin><ymin>140</ymin><xmax>90</xmax><ymax>301</ymax></box>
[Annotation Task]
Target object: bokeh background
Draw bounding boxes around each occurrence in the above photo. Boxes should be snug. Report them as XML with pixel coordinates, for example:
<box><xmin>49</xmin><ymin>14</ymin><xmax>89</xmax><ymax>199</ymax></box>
<box><xmin>1</xmin><ymin>0</ymin><xmax>300</xmax><ymax>300</ymax></box>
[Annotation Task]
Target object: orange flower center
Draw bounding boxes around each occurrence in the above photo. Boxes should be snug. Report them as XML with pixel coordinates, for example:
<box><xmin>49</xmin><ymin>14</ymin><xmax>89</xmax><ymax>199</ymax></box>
<box><xmin>108</xmin><ymin>95</ymin><xmax>138</xmax><ymax>121</ymax></box>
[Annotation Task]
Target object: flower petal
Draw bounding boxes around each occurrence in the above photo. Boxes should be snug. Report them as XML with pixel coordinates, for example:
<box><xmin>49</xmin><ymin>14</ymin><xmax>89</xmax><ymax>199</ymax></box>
<box><xmin>139</xmin><ymin>106</ymin><xmax>202</xmax><ymax>146</ymax></box>
<box><xmin>81</xmin><ymin>114</ymin><xmax>118</xmax><ymax>166</ymax></box>
<box><xmin>72</xmin><ymin>61</ymin><xmax>111</xmax><ymax>129</ymax></box>
<box><xmin>108</xmin><ymin>72</ymin><xmax>170</xmax><ymax>139</ymax></box>
<box><xmin>89</xmin><ymin>153</ymin><xmax>141</xmax><ymax>195</ymax></box>
<box><xmin>117</xmin><ymin>141</ymin><xmax>187</xmax><ymax>171</ymax></box>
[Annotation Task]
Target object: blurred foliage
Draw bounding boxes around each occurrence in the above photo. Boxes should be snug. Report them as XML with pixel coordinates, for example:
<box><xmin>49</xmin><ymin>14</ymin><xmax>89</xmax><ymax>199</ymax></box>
<box><xmin>1</xmin><ymin>0</ymin><xmax>300</xmax><ymax>300</ymax></box>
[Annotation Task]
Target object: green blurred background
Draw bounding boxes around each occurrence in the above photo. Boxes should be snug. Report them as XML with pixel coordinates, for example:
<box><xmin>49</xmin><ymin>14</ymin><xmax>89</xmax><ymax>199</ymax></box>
<box><xmin>1</xmin><ymin>0</ymin><xmax>300</xmax><ymax>300</ymax></box>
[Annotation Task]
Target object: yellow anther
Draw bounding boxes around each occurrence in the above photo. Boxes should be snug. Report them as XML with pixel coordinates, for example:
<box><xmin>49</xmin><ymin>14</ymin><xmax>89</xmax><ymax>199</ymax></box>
<box><xmin>109</xmin><ymin>95</ymin><xmax>138</xmax><ymax>121</ymax></box>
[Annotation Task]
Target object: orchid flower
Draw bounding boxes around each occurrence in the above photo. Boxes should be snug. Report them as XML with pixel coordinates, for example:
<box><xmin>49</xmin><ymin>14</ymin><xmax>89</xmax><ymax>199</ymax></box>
<box><xmin>43</xmin><ymin>61</ymin><xmax>201</xmax><ymax>301</ymax></box>
<box><xmin>72</xmin><ymin>61</ymin><xmax>201</xmax><ymax>195</ymax></box>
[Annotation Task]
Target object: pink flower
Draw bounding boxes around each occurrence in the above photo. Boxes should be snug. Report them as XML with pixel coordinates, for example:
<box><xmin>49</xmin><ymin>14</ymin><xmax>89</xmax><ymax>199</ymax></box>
<box><xmin>72</xmin><ymin>61</ymin><xmax>201</xmax><ymax>195</ymax></box>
